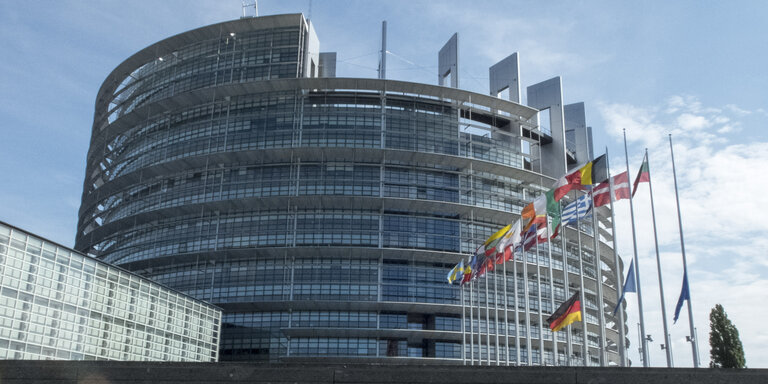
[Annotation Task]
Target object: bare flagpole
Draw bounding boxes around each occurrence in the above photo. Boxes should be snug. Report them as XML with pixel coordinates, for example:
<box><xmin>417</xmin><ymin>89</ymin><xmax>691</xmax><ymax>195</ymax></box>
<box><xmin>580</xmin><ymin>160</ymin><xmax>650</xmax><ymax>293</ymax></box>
<box><xmin>644</xmin><ymin>148</ymin><xmax>673</xmax><ymax>367</ymax></box>
<box><xmin>559</xmin><ymin>201</ymin><xmax>573</xmax><ymax>365</ymax></box>
<box><xmin>535</xmin><ymin>231</ymin><xmax>545</xmax><ymax>364</ymax></box>
<box><xmin>469</xmin><ymin>275</ymin><xmax>475</xmax><ymax>364</ymax></box>
<box><xmin>477</xmin><ymin>277</ymin><xmax>483</xmax><ymax>364</ymax></box>
<box><xmin>576</xmin><ymin>192</ymin><xmax>588</xmax><ymax>366</ymax></box>
<box><xmin>623</xmin><ymin>129</ymin><xmax>649</xmax><ymax>366</ymax></box>
<box><xmin>523</xmin><ymin>236</ymin><xmax>532</xmax><ymax>365</ymax></box>
<box><xmin>485</xmin><ymin>271</ymin><xmax>492</xmax><ymax>365</ymax></box>
<box><xmin>605</xmin><ymin>148</ymin><xmax>627</xmax><ymax>366</ymax></box>
<box><xmin>546</xmin><ymin>216</ymin><xmax>559</xmax><ymax>365</ymax></box>
<box><xmin>503</xmin><ymin>254</ymin><xmax>511</xmax><ymax>365</ymax></box>
<box><xmin>669</xmin><ymin>134</ymin><xmax>699</xmax><ymax>368</ymax></box>
<box><xmin>477</xmin><ymin>278</ymin><xmax>483</xmax><ymax>364</ymax></box>
<box><xmin>493</xmin><ymin>265</ymin><xmax>500</xmax><ymax>365</ymax></box>
<box><xmin>590</xmin><ymin>182</ymin><xmax>607</xmax><ymax>366</ymax></box>
<box><xmin>513</xmin><ymin>253</ymin><xmax>521</xmax><ymax>365</ymax></box>
<box><xmin>461</xmin><ymin>283</ymin><xmax>467</xmax><ymax>365</ymax></box>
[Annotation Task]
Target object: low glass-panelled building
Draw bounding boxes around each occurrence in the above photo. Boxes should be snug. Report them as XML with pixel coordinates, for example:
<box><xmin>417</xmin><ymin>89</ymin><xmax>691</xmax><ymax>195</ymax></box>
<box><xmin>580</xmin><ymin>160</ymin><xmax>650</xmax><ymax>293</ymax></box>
<box><xmin>0</xmin><ymin>222</ymin><xmax>221</xmax><ymax>361</ymax></box>
<box><xmin>75</xmin><ymin>13</ymin><xmax>625</xmax><ymax>365</ymax></box>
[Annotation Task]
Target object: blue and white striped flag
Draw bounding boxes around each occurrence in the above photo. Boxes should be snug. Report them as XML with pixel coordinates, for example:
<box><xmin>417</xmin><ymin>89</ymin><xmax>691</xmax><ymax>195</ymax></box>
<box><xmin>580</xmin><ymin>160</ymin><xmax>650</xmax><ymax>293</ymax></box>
<box><xmin>561</xmin><ymin>194</ymin><xmax>592</xmax><ymax>226</ymax></box>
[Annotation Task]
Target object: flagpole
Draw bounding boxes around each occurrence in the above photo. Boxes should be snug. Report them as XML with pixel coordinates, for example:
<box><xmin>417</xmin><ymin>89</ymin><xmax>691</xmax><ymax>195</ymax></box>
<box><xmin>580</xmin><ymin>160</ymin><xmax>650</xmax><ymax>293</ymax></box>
<box><xmin>624</xmin><ymin>129</ymin><xmax>649</xmax><ymax>367</ymax></box>
<box><xmin>475</xmin><ymin>277</ymin><xmax>481</xmax><ymax>363</ymax></box>
<box><xmin>576</xmin><ymin>194</ymin><xmax>588</xmax><ymax>366</ymax></box>
<box><xmin>459</xmin><ymin>211</ymin><xmax>467</xmax><ymax>366</ymax></box>
<box><xmin>493</xmin><ymin>266</ymin><xmax>500</xmax><ymax>365</ymax></box>
<box><xmin>485</xmin><ymin>271</ymin><xmax>492</xmax><ymax>365</ymax></box>
<box><xmin>590</xmin><ymin>186</ymin><xmax>607</xmax><ymax>366</ymax></box>
<box><xmin>515</xmin><ymin>189</ymin><xmax>525</xmax><ymax>367</ymax></box>
<box><xmin>606</xmin><ymin>148</ymin><xmax>628</xmax><ymax>367</ymax></box>
<box><xmin>523</xmin><ymin>238</ymin><xmax>532</xmax><ymax>365</ymax></box>
<box><xmin>559</xmin><ymin>202</ymin><xmax>572</xmax><ymax>365</ymax></box>
<box><xmin>645</xmin><ymin>148</ymin><xmax>673</xmax><ymax>367</ymax></box>
<box><xmin>469</xmin><ymin>276</ymin><xmax>475</xmax><ymax>364</ymax></box>
<box><xmin>535</xmin><ymin>232</ymin><xmax>544</xmax><ymax>365</ymax></box>
<box><xmin>513</xmin><ymin>253</ymin><xmax>521</xmax><ymax>365</ymax></box>
<box><xmin>546</xmin><ymin>216</ymin><xmax>559</xmax><ymax>365</ymax></box>
<box><xmin>461</xmin><ymin>283</ymin><xmax>467</xmax><ymax>365</ymax></box>
<box><xmin>477</xmin><ymin>278</ymin><xmax>483</xmax><ymax>364</ymax></box>
<box><xmin>669</xmin><ymin>134</ymin><xmax>699</xmax><ymax>368</ymax></box>
<box><xmin>503</xmin><ymin>256</ymin><xmax>510</xmax><ymax>366</ymax></box>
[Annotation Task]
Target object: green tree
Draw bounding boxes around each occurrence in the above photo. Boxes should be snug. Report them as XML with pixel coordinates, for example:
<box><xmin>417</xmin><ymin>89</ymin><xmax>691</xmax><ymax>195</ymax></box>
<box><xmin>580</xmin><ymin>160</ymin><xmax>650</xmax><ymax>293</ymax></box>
<box><xmin>709</xmin><ymin>304</ymin><xmax>746</xmax><ymax>368</ymax></box>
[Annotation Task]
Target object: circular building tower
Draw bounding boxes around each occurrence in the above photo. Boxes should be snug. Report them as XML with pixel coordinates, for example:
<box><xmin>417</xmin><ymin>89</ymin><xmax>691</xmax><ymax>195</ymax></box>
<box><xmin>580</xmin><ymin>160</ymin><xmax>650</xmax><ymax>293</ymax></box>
<box><xmin>76</xmin><ymin>14</ymin><xmax>625</xmax><ymax>365</ymax></box>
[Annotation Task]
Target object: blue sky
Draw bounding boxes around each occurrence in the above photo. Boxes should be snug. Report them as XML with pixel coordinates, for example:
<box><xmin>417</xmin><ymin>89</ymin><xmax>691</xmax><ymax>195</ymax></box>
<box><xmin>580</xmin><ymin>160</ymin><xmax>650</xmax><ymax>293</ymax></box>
<box><xmin>1</xmin><ymin>1</ymin><xmax>766</xmax><ymax>367</ymax></box>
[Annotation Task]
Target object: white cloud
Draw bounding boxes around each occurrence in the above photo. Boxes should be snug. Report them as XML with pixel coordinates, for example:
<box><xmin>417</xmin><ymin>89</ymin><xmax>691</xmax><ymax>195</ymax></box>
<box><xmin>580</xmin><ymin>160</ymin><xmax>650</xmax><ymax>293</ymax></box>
<box><xmin>718</xmin><ymin>124</ymin><xmax>742</xmax><ymax>134</ymax></box>
<box><xmin>419</xmin><ymin>2</ymin><xmax>612</xmax><ymax>92</ymax></box>
<box><xmin>598</xmin><ymin>102</ymin><xmax>666</xmax><ymax>148</ymax></box>
<box><xmin>665</xmin><ymin>95</ymin><xmax>686</xmax><ymax>114</ymax></box>
<box><xmin>676</xmin><ymin>113</ymin><xmax>710</xmax><ymax>131</ymax></box>
<box><xmin>725</xmin><ymin>104</ymin><xmax>752</xmax><ymax>117</ymax></box>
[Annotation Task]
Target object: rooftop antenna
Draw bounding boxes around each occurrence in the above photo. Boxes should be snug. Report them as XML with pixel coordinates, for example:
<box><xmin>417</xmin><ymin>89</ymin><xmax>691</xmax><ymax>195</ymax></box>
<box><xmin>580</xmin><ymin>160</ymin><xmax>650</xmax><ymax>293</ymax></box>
<box><xmin>308</xmin><ymin>0</ymin><xmax>313</xmax><ymax>20</ymax></box>
<box><xmin>241</xmin><ymin>0</ymin><xmax>258</xmax><ymax>18</ymax></box>
<box><xmin>378</xmin><ymin>21</ymin><xmax>387</xmax><ymax>79</ymax></box>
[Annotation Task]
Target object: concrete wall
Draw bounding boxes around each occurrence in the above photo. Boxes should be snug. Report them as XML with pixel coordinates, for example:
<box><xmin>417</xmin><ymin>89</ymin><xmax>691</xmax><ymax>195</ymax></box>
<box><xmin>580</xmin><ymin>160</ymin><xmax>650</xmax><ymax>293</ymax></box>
<box><xmin>0</xmin><ymin>361</ymin><xmax>765</xmax><ymax>384</ymax></box>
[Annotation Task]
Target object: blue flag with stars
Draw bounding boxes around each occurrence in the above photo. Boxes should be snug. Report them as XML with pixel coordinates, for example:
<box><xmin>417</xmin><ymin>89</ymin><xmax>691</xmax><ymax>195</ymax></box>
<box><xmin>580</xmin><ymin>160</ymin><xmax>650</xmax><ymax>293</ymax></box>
<box><xmin>673</xmin><ymin>272</ymin><xmax>690</xmax><ymax>323</ymax></box>
<box><xmin>612</xmin><ymin>259</ymin><xmax>636</xmax><ymax>315</ymax></box>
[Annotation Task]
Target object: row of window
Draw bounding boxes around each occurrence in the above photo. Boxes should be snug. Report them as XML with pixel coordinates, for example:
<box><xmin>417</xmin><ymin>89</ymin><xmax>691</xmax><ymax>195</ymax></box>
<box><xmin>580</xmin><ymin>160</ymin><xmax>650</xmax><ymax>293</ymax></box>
<box><xmin>93</xmin><ymin>210</ymin><xmax>515</xmax><ymax>265</ymax></box>
<box><xmin>86</xmin><ymin>163</ymin><xmax>531</xmax><ymax>234</ymax></box>
<box><xmin>95</xmin><ymin>123</ymin><xmax>523</xmax><ymax>193</ymax></box>
<box><xmin>0</xmin><ymin>224</ymin><xmax>221</xmax><ymax>361</ymax></box>
<box><xmin>214</xmin><ymin>306</ymin><xmax>611</xmax><ymax>363</ymax></box>
<box><xmin>109</xmin><ymin>26</ymin><xmax>303</xmax><ymax>122</ymax></box>
<box><xmin>218</xmin><ymin>310</ymin><xmax>605</xmax><ymax>339</ymax></box>
<box><xmin>91</xmin><ymin>91</ymin><xmax>526</xmax><ymax>198</ymax></box>
<box><xmin>250</xmin><ymin>336</ymin><xmax>595</xmax><ymax>364</ymax></box>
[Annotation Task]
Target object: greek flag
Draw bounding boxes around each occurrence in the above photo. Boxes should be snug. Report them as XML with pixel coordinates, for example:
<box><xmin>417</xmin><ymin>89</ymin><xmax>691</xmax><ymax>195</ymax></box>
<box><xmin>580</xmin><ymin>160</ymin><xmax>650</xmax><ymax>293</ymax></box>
<box><xmin>561</xmin><ymin>194</ymin><xmax>592</xmax><ymax>226</ymax></box>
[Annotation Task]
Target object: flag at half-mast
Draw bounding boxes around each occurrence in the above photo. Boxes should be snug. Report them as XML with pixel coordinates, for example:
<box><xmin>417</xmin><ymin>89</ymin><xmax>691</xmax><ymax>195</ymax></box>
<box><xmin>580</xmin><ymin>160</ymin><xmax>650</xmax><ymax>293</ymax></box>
<box><xmin>612</xmin><ymin>258</ymin><xmax>637</xmax><ymax>315</ymax></box>
<box><xmin>547</xmin><ymin>291</ymin><xmax>582</xmax><ymax>332</ymax></box>
<box><xmin>632</xmin><ymin>152</ymin><xmax>650</xmax><ymax>197</ymax></box>
<box><xmin>673</xmin><ymin>271</ymin><xmax>690</xmax><ymax>323</ymax></box>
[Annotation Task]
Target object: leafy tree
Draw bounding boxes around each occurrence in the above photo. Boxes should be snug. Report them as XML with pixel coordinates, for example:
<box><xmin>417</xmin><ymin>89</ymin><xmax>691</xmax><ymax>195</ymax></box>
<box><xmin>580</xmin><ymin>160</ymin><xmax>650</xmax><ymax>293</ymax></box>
<box><xmin>709</xmin><ymin>304</ymin><xmax>745</xmax><ymax>368</ymax></box>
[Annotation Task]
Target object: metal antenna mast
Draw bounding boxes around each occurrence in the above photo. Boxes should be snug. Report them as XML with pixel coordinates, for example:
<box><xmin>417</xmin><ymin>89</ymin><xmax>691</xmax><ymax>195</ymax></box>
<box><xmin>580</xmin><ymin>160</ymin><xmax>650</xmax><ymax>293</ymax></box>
<box><xmin>241</xmin><ymin>0</ymin><xmax>258</xmax><ymax>18</ymax></box>
<box><xmin>379</xmin><ymin>21</ymin><xmax>387</xmax><ymax>79</ymax></box>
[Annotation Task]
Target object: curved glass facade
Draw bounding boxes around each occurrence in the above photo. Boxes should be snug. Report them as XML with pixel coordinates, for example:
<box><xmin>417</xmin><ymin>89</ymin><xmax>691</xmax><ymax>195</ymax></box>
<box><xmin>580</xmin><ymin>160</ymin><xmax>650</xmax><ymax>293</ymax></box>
<box><xmin>77</xmin><ymin>14</ymin><xmax>624</xmax><ymax>365</ymax></box>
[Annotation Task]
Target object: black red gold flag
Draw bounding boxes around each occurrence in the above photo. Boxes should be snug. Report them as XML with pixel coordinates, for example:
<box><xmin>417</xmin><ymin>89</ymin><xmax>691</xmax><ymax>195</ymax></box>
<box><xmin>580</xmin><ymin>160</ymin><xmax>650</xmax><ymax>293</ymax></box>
<box><xmin>546</xmin><ymin>291</ymin><xmax>582</xmax><ymax>332</ymax></box>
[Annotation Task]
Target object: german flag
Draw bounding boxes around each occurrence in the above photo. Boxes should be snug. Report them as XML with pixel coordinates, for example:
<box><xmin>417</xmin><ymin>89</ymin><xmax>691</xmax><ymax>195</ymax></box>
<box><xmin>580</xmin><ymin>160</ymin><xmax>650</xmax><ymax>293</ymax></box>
<box><xmin>546</xmin><ymin>291</ymin><xmax>582</xmax><ymax>332</ymax></box>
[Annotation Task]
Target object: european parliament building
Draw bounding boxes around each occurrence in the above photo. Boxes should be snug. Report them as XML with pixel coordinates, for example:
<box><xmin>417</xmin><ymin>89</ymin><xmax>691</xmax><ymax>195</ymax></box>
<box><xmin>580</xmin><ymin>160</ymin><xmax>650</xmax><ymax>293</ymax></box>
<box><xmin>75</xmin><ymin>13</ymin><xmax>626</xmax><ymax>365</ymax></box>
